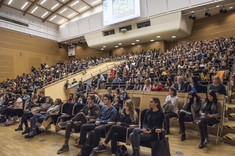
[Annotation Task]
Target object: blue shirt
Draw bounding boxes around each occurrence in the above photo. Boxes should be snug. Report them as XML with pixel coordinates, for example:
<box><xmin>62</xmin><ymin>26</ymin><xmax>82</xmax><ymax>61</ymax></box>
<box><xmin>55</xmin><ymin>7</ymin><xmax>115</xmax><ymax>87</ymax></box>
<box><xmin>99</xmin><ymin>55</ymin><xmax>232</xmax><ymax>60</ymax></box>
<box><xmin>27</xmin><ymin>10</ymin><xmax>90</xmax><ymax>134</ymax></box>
<box><xmin>97</xmin><ymin>105</ymin><xmax>117</xmax><ymax>124</ymax></box>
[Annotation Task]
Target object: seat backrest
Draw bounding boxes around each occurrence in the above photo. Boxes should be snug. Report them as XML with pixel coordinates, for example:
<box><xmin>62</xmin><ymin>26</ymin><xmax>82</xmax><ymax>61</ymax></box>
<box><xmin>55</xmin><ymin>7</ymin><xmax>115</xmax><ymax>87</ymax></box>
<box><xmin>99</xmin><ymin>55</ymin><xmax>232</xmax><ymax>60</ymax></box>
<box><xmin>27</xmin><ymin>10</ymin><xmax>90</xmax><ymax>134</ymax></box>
<box><xmin>178</xmin><ymin>101</ymin><xmax>184</xmax><ymax>111</ymax></box>
<box><xmin>61</xmin><ymin>103</ymin><xmax>75</xmax><ymax>115</ymax></box>
<box><xmin>73</xmin><ymin>104</ymin><xmax>85</xmax><ymax>115</ymax></box>
<box><xmin>140</xmin><ymin>109</ymin><xmax>148</xmax><ymax>128</ymax></box>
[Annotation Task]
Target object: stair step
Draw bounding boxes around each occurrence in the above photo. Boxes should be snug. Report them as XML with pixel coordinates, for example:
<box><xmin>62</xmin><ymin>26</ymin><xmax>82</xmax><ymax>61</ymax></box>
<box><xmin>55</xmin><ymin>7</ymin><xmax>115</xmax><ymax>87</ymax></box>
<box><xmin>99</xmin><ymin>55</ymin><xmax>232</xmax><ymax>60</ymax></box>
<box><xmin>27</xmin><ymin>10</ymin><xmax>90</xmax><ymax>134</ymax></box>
<box><xmin>224</xmin><ymin>133</ymin><xmax>235</xmax><ymax>146</ymax></box>
<box><xmin>224</xmin><ymin>121</ymin><xmax>235</xmax><ymax>129</ymax></box>
<box><xmin>228</xmin><ymin>113</ymin><xmax>235</xmax><ymax>121</ymax></box>
<box><xmin>228</xmin><ymin>105</ymin><xmax>235</xmax><ymax>114</ymax></box>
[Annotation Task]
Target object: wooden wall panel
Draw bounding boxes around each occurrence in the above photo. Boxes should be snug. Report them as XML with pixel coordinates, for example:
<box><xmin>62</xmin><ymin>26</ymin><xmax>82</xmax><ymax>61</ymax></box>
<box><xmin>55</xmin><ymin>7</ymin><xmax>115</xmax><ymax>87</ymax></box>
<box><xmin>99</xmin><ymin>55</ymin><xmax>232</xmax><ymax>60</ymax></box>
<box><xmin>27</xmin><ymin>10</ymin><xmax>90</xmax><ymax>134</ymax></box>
<box><xmin>112</xmin><ymin>41</ymin><xmax>165</xmax><ymax>56</ymax></box>
<box><xmin>166</xmin><ymin>10</ymin><xmax>235</xmax><ymax>49</ymax></box>
<box><xmin>74</xmin><ymin>43</ymin><xmax>109</xmax><ymax>59</ymax></box>
<box><xmin>0</xmin><ymin>28</ymin><xmax>68</xmax><ymax>82</ymax></box>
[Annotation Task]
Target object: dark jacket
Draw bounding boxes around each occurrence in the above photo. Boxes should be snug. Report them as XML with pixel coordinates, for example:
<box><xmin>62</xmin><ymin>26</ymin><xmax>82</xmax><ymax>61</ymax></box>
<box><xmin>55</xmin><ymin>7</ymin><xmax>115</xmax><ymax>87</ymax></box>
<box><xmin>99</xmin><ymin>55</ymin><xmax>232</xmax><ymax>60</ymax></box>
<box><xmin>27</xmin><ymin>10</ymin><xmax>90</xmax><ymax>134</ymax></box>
<box><xmin>143</xmin><ymin>109</ymin><xmax>164</xmax><ymax>134</ymax></box>
<box><xmin>72</xmin><ymin>104</ymin><xmax>100</xmax><ymax>121</ymax></box>
<box><xmin>117</xmin><ymin>111</ymin><xmax>137</xmax><ymax>128</ymax></box>
<box><xmin>187</xmin><ymin>82</ymin><xmax>203</xmax><ymax>93</ymax></box>
<box><xmin>209</xmin><ymin>84</ymin><xmax>227</xmax><ymax>96</ymax></box>
<box><xmin>172</xmin><ymin>82</ymin><xmax>188</xmax><ymax>92</ymax></box>
<box><xmin>182</xmin><ymin>99</ymin><xmax>201</xmax><ymax>121</ymax></box>
<box><xmin>200</xmin><ymin>100</ymin><xmax>220</xmax><ymax>119</ymax></box>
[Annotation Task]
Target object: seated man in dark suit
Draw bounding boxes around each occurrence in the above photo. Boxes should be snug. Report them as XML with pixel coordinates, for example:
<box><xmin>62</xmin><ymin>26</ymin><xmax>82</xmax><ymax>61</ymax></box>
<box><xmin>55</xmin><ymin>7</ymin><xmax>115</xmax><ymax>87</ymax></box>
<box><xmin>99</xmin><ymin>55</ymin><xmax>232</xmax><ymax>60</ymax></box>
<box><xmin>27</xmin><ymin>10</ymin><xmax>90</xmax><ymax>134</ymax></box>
<box><xmin>172</xmin><ymin>76</ymin><xmax>188</xmax><ymax>92</ymax></box>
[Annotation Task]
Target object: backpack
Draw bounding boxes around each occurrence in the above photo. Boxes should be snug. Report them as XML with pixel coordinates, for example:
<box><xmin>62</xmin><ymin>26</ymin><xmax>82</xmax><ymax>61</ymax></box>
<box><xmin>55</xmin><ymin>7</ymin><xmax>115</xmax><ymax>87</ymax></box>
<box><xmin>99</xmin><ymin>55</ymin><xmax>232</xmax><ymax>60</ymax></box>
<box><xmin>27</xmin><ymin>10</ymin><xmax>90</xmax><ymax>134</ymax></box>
<box><xmin>116</xmin><ymin>145</ymin><xmax>129</xmax><ymax>156</ymax></box>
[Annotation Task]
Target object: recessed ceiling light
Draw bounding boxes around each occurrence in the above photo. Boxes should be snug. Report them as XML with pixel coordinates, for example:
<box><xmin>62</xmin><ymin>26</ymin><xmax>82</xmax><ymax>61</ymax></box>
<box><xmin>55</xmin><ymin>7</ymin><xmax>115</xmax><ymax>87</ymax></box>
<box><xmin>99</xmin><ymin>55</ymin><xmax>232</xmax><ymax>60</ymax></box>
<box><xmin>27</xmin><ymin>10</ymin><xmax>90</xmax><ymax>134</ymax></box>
<box><xmin>8</xmin><ymin>0</ymin><xmax>13</xmax><ymax>5</ymax></box>
<box><xmin>172</xmin><ymin>35</ymin><xmax>176</xmax><ymax>38</ymax></box>
<box><xmin>131</xmin><ymin>43</ymin><xmax>135</xmax><ymax>45</ymax></box>
<box><xmin>79</xmin><ymin>6</ymin><xmax>88</xmax><ymax>12</ymax></box>
<box><xmin>216</xmin><ymin>5</ymin><xmax>221</xmax><ymax>8</ymax></box>
<box><xmin>41</xmin><ymin>11</ymin><xmax>49</xmax><ymax>18</ymax></box>
<box><xmin>51</xmin><ymin>3</ymin><xmax>59</xmax><ymax>10</ymax></box>
<box><xmin>21</xmin><ymin>2</ymin><xmax>28</xmax><ymax>10</ymax></box>
<box><xmin>31</xmin><ymin>6</ymin><xmax>38</xmax><ymax>13</ymax></box>
<box><xmin>101</xmin><ymin>48</ymin><xmax>104</xmax><ymax>50</ymax></box>
<box><xmin>118</xmin><ymin>43</ymin><xmax>122</xmax><ymax>45</ymax></box>
<box><xmin>58</xmin><ymin>19</ymin><xmax>66</xmax><ymax>24</ymax></box>
<box><xmin>150</xmin><ymin>39</ymin><xmax>154</xmax><ymax>42</ymax></box>
<box><xmin>92</xmin><ymin>0</ymin><xmax>101</xmax><ymax>5</ymax></box>
<box><xmin>102</xmin><ymin>46</ymin><xmax>106</xmax><ymax>48</ymax></box>
<box><xmin>71</xmin><ymin>1</ymin><xmax>79</xmax><ymax>7</ymax></box>
<box><xmin>40</xmin><ymin>0</ymin><xmax>47</xmax><ymax>5</ymax></box>
<box><xmin>50</xmin><ymin>15</ymin><xmax>57</xmax><ymax>21</ymax></box>
<box><xmin>229</xmin><ymin>6</ymin><xmax>233</xmax><ymax>9</ymax></box>
<box><xmin>156</xmin><ymin>36</ymin><xmax>161</xmax><ymax>38</ymax></box>
<box><xmin>59</xmin><ymin>8</ymin><xmax>67</xmax><ymax>14</ymax></box>
<box><xmin>115</xmin><ymin>46</ymin><xmax>119</xmax><ymax>48</ymax></box>
<box><xmin>68</xmin><ymin>13</ymin><xmax>75</xmax><ymax>18</ymax></box>
<box><xmin>136</xmin><ymin>40</ymin><xmax>140</xmax><ymax>42</ymax></box>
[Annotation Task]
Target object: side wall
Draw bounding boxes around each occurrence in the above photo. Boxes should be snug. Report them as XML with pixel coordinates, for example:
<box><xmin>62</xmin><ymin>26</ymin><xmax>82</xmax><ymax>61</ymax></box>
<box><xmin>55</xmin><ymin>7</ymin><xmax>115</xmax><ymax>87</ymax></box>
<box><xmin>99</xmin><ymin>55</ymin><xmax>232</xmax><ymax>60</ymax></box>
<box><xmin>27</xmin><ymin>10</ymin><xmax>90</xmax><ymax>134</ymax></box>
<box><xmin>112</xmin><ymin>41</ymin><xmax>165</xmax><ymax>56</ymax></box>
<box><xmin>0</xmin><ymin>28</ymin><xmax>68</xmax><ymax>82</ymax></box>
<box><xmin>165</xmin><ymin>10</ymin><xmax>235</xmax><ymax>50</ymax></box>
<box><xmin>74</xmin><ymin>43</ymin><xmax>110</xmax><ymax>59</ymax></box>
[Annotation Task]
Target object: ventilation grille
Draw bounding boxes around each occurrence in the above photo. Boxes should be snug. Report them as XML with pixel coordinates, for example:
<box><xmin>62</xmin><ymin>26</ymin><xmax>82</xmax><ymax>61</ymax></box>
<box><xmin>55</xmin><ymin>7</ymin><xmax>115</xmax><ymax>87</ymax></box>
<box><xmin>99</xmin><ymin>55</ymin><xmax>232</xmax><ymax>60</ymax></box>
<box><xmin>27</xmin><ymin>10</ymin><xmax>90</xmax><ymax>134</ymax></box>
<box><xmin>0</xmin><ymin>16</ymin><xmax>29</xmax><ymax>27</ymax></box>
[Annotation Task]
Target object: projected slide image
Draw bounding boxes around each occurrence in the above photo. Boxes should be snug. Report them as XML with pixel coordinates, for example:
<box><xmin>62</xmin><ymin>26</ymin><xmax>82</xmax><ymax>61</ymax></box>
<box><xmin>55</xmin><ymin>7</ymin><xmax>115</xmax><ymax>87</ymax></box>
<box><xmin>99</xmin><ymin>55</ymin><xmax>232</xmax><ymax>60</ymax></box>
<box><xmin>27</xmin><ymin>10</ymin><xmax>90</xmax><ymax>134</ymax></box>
<box><xmin>103</xmin><ymin>0</ymin><xmax>140</xmax><ymax>26</ymax></box>
<box><xmin>113</xmin><ymin>0</ymin><xmax>135</xmax><ymax>20</ymax></box>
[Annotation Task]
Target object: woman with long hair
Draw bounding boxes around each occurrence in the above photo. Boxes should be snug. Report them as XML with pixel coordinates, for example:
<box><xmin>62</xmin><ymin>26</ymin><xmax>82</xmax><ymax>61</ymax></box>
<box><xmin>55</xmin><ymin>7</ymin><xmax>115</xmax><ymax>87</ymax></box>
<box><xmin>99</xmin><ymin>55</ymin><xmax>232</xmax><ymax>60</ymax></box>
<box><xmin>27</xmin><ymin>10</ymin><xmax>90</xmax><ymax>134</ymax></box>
<box><xmin>93</xmin><ymin>99</ymin><xmax>138</xmax><ymax>155</ymax></box>
<box><xmin>130</xmin><ymin>97</ymin><xmax>164</xmax><ymax>156</ymax></box>
<box><xmin>179</xmin><ymin>91</ymin><xmax>201</xmax><ymax>141</ymax></box>
<box><xmin>198</xmin><ymin>90</ymin><xmax>220</xmax><ymax>148</ymax></box>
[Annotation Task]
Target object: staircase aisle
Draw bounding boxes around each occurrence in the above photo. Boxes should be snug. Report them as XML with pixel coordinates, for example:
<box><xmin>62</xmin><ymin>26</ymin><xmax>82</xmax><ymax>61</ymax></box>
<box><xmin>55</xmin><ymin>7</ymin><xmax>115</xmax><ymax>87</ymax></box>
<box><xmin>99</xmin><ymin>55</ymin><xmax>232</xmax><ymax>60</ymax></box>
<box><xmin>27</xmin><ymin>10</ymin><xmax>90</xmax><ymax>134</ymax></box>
<box><xmin>224</xmin><ymin>88</ymin><xmax>235</xmax><ymax>145</ymax></box>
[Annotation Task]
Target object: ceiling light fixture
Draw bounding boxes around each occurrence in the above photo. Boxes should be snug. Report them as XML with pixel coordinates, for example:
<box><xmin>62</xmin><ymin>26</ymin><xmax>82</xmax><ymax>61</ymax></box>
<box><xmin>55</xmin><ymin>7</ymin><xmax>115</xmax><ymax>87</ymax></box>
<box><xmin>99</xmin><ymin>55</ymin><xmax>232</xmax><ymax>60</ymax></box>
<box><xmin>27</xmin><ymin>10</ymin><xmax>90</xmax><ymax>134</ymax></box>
<box><xmin>21</xmin><ymin>2</ymin><xmax>28</xmax><ymax>10</ymax></box>
<box><xmin>101</xmin><ymin>48</ymin><xmax>104</xmax><ymax>50</ymax></box>
<box><xmin>118</xmin><ymin>43</ymin><xmax>122</xmax><ymax>45</ymax></box>
<box><xmin>150</xmin><ymin>39</ymin><xmax>154</xmax><ymax>42</ymax></box>
<box><xmin>59</xmin><ymin>8</ymin><xmax>67</xmax><ymax>14</ymax></box>
<box><xmin>40</xmin><ymin>0</ymin><xmax>47</xmax><ymax>5</ymax></box>
<box><xmin>229</xmin><ymin>6</ymin><xmax>233</xmax><ymax>9</ymax></box>
<box><xmin>156</xmin><ymin>36</ymin><xmax>161</xmax><ymax>38</ymax></box>
<box><xmin>41</xmin><ymin>11</ymin><xmax>49</xmax><ymax>18</ymax></box>
<box><xmin>220</xmin><ymin>6</ymin><xmax>227</xmax><ymax>14</ymax></box>
<box><xmin>115</xmin><ymin>46</ymin><xmax>119</xmax><ymax>48</ymax></box>
<box><xmin>68</xmin><ymin>13</ymin><xmax>75</xmax><ymax>18</ymax></box>
<box><xmin>205</xmin><ymin>9</ymin><xmax>211</xmax><ymax>17</ymax></box>
<box><xmin>79</xmin><ymin>6</ymin><xmax>88</xmax><ymax>12</ymax></box>
<box><xmin>51</xmin><ymin>3</ymin><xmax>59</xmax><ymax>10</ymax></box>
<box><xmin>172</xmin><ymin>35</ymin><xmax>176</xmax><ymax>38</ymax></box>
<box><xmin>91</xmin><ymin>0</ymin><xmax>101</xmax><ymax>5</ymax></box>
<box><xmin>102</xmin><ymin>46</ymin><xmax>106</xmax><ymax>48</ymax></box>
<box><xmin>8</xmin><ymin>0</ymin><xmax>13</xmax><ymax>5</ymax></box>
<box><xmin>58</xmin><ymin>19</ymin><xmax>66</xmax><ymax>24</ymax></box>
<box><xmin>50</xmin><ymin>15</ymin><xmax>57</xmax><ymax>21</ymax></box>
<box><xmin>31</xmin><ymin>6</ymin><xmax>38</xmax><ymax>13</ymax></box>
<box><xmin>189</xmin><ymin>11</ymin><xmax>196</xmax><ymax>20</ymax></box>
<box><xmin>71</xmin><ymin>1</ymin><xmax>79</xmax><ymax>7</ymax></box>
<box><xmin>131</xmin><ymin>43</ymin><xmax>135</xmax><ymax>45</ymax></box>
<box><xmin>136</xmin><ymin>40</ymin><xmax>140</xmax><ymax>42</ymax></box>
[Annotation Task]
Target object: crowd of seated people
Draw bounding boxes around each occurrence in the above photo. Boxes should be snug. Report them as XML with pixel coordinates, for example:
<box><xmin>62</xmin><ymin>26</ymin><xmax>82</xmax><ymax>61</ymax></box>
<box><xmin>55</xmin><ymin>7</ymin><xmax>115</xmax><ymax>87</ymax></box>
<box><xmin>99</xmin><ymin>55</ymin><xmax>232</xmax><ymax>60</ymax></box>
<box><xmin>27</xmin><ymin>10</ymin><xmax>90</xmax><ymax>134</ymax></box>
<box><xmin>91</xmin><ymin>37</ymin><xmax>235</xmax><ymax>97</ymax></box>
<box><xmin>0</xmin><ymin>36</ymin><xmax>234</xmax><ymax>155</ymax></box>
<box><xmin>0</xmin><ymin>56</ymin><xmax>125</xmax><ymax>98</ymax></box>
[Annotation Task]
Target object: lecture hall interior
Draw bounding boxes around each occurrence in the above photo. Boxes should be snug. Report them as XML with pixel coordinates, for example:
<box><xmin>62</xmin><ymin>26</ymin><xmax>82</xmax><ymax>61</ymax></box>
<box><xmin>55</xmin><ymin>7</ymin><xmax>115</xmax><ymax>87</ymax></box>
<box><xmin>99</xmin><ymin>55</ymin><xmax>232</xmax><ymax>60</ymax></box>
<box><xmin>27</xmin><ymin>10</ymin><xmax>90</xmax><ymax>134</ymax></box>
<box><xmin>0</xmin><ymin>0</ymin><xmax>235</xmax><ymax>156</ymax></box>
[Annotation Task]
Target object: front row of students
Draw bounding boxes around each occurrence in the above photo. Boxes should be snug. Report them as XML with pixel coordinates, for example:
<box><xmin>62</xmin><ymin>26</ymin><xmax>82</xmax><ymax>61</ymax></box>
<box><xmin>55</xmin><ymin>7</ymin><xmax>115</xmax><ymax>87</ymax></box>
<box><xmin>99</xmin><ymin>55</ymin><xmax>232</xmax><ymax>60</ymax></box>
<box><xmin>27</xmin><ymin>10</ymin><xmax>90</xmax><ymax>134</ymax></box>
<box><xmin>12</xmin><ymin>89</ymin><xmax>220</xmax><ymax>155</ymax></box>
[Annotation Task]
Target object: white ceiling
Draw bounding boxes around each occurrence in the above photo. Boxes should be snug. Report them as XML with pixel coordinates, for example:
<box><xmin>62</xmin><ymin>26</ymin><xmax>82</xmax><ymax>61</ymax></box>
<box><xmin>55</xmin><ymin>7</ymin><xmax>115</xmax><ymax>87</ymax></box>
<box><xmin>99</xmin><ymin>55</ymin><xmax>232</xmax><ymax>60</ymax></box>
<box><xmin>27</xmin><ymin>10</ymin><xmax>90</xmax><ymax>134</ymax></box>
<box><xmin>0</xmin><ymin>0</ymin><xmax>103</xmax><ymax>25</ymax></box>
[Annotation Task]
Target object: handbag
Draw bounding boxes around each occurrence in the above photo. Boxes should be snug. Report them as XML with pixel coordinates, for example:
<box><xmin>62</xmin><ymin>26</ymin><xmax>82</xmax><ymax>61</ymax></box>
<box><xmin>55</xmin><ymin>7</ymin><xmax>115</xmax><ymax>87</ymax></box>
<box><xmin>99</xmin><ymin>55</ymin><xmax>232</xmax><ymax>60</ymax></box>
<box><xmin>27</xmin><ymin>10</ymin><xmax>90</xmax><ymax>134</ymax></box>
<box><xmin>151</xmin><ymin>132</ymin><xmax>171</xmax><ymax>156</ymax></box>
<box><xmin>115</xmin><ymin>145</ymin><xmax>129</xmax><ymax>156</ymax></box>
<box><xmin>162</xmin><ymin>100</ymin><xmax>174</xmax><ymax>113</ymax></box>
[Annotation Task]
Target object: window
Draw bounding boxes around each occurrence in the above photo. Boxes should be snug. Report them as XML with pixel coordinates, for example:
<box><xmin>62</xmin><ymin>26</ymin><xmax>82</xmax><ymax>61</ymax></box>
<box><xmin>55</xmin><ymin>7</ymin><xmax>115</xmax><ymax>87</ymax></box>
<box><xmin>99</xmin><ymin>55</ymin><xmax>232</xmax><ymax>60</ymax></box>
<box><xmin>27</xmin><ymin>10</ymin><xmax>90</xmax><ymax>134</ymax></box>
<box><xmin>137</xmin><ymin>21</ymin><xmax>151</xmax><ymax>29</ymax></box>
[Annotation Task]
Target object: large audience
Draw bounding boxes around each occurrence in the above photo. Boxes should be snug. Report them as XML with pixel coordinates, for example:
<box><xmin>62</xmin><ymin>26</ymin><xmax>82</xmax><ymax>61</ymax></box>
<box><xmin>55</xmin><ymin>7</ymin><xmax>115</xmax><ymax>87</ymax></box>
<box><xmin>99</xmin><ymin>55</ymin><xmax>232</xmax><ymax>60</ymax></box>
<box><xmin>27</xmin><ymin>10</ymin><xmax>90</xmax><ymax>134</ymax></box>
<box><xmin>0</xmin><ymin>36</ymin><xmax>234</xmax><ymax>156</ymax></box>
